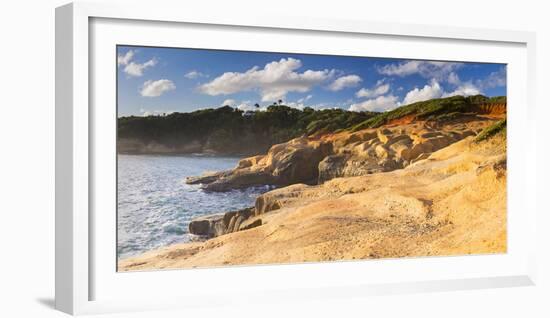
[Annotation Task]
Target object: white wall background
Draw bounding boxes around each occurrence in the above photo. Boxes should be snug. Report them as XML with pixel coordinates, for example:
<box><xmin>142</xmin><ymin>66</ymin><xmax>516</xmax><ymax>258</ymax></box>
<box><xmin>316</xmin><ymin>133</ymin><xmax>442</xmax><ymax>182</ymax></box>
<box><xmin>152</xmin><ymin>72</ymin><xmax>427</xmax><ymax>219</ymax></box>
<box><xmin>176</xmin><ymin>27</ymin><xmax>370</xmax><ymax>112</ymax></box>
<box><xmin>0</xmin><ymin>0</ymin><xmax>547</xmax><ymax>317</ymax></box>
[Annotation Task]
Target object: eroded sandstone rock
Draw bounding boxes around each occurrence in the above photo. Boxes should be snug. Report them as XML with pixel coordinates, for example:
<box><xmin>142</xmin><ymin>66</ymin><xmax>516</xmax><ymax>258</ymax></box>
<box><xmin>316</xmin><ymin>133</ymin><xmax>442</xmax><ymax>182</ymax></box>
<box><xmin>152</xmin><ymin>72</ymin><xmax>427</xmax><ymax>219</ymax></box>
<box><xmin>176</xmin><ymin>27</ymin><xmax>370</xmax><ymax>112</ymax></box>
<box><xmin>192</xmin><ymin>138</ymin><xmax>332</xmax><ymax>191</ymax></box>
<box><xmin>188</xmin><ymin>207</ymin><xmax>255</xmax><ymax>238</ymax></box>
<box><xmin>186</xmin><ymin>118</ymin><xmax>493</xmax><ymax>191</ymax></box>
<box><xmin>188</xmin><ymin>213</ymin><xmax>227</xmax><ymax>237</ymax></box>
<box><xmin>318</xmin><ymin>154</ymin><xmax>349</xmax><ymax>183</ymax></box>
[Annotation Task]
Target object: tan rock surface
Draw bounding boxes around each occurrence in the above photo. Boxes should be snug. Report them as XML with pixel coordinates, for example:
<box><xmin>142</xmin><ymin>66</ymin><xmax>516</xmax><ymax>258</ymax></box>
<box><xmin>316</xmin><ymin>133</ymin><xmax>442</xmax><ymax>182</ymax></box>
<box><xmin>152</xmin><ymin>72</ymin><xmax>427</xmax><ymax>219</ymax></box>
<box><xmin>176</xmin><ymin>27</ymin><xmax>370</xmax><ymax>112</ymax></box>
<box><xmin>119</xmin><ymin>133</ymin><xmax>506</xmax><ymax>271</ymax></box>
<box><xmin>187</xmin><ymin>115</ymin><xmax>498</xmax><ymax>191</ymax></box>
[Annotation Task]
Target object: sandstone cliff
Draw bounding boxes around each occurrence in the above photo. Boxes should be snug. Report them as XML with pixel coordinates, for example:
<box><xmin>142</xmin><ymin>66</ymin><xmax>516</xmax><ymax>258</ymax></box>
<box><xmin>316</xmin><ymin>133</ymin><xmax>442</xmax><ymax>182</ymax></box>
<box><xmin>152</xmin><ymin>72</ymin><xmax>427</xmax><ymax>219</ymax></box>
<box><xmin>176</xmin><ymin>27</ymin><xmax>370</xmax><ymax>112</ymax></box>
<box><xmin>187</xmin><ymin>113</ymin><xmax>495</xmax><ymax>191</ymax></box>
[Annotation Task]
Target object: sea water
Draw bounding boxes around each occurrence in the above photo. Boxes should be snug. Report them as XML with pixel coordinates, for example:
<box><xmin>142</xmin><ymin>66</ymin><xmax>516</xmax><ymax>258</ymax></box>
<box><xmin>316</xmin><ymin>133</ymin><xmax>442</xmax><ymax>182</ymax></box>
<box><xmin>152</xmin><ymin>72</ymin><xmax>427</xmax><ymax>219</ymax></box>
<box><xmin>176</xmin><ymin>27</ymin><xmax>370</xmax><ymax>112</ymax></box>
<box><xmin>117</xmin><ymin>154</ymin><xmax>270</xmax><ymax>259</ymax></box>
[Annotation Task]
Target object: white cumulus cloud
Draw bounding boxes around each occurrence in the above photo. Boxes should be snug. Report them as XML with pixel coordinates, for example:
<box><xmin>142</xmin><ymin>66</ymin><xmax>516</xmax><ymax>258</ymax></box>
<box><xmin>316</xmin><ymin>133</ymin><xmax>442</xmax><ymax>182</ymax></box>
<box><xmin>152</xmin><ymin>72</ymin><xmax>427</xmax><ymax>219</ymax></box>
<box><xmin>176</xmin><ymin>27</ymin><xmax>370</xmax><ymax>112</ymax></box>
<box><xmin>349</xmin><ymin>95</ymin><xmax>400</xmax><ymax>112</ymax></box>
<box><xmin>441</xmin><ymin>72</ymin><xmax>482</xmax><ymax>98</ymax></box>
<box><xmin>442</xmin><ymin>82</ymin><xmax>481</xmax><ymax>98</ymax></box>
<box><xmin>402</xmin><ymin>77</ymin><xmax>483</xmax><ymax>105</ymax></box>
<box><xmin>198</xmin><ymin>58</ymin><xmax>334</xmax><ymax>102</ymax></box>
<box><xmin>402</xmin><ymin>81</ymin><xmax>444</xmax><ymax>105</ymax></box>
<box><xmin>237</xmin><ymin>102</ymin><xmax>266</xmax><ymax>112</ymax></box>
<box><xmin>328</xmin><ymin>75</ymin><xmax>362</xmax><ymax>91</ymax></box>
<box><xmin>140</xmin><ymin>109</ymin><xmax>174</xmax><ymax>117</ymax></box>
<box><xmin>356</xmin><ymin>81</ymin><xmax>390</xmax><ymax>98</ymax></box>
<box><xmin>221</xmin><ymin>99</ymin><xmax>237</xmax><ymax>107</ymax></box>
<box><xmin>117</xmin><ymin>50</ymin><xmax>134</xmax><ymax>66</ymax></box>
<box><xmin>117</xmin><ymin>50</ymin><xmax>157</xmax><ymax>77</ymax></box>
<box><xmin>236</xmin><ymin>103</ymin><xmax>254</xmax><ymax>111</ymax></box>
<box><xmin>140</xmin><ymin>79</ymin><xmax>176</xmax><ymax>97</ymax></box>
<box><xmin>378</xmin><ymin>61</ymin><xmax>462</xmax><ymax>80</ymax></box>
<box><xmin>184</xmin><ymin>70</ymin><xmax>208</xmax><ymax>79</ymax></box>
<box><xmin>124</xmin><ymin>59</ymin><xmax>157</xmax><ymax>77</ymax></box>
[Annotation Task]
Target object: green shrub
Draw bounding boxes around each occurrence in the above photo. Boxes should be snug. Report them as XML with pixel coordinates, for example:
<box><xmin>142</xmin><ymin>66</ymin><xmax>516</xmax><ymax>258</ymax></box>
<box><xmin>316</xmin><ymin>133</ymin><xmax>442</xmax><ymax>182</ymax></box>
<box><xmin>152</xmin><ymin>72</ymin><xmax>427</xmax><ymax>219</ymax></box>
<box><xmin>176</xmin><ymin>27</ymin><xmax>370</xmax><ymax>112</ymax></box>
<box><xmin>474</xmin><ymin>119</ymin><xmax>507</xmax><ymax>142</ymax></box>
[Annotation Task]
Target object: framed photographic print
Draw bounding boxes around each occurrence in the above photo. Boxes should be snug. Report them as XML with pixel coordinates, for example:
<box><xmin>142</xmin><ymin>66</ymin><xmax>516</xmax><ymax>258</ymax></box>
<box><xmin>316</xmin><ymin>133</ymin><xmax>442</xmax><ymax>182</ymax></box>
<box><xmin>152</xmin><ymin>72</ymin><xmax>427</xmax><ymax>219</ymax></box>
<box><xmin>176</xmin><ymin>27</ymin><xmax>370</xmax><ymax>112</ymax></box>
<box><xmin>56</xmin><ymin>2</ymin><xmax>537</xmax><ymax>315</ymax></box>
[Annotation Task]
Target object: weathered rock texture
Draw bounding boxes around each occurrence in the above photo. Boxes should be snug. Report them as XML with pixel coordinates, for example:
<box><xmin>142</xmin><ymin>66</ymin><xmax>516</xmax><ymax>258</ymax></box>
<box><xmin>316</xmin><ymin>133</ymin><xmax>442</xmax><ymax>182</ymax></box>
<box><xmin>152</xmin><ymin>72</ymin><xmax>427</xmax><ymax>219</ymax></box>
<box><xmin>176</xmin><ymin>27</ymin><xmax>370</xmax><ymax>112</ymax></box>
<box><xmin>188</xmin><ymin>207</ymin><xmax>260</xmax><ymax>238</ymax></box>
<box><xmin>186</xmin><ymin>138</ymin><xmax>332</xmax><ymax>191</ymax></box>
<box><xmin>187</xmin><ymin>115</ymin><xmax>493</xmax><ymax>191</ymax></box>
<box><xmin>119</xmin><ymin>129</ymin><xmax>507</xmax><ymax>271</ymax></box>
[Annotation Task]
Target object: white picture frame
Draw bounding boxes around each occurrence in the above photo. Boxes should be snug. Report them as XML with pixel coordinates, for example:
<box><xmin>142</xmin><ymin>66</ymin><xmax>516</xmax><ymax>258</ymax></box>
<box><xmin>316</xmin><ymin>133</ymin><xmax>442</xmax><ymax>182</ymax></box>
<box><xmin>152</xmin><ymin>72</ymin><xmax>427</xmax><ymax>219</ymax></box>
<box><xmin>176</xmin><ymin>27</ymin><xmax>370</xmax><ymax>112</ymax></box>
<box><xmin>55</xmin><ymin>1</ymin><xmax>537</xmax><ymax>315</ymax></box>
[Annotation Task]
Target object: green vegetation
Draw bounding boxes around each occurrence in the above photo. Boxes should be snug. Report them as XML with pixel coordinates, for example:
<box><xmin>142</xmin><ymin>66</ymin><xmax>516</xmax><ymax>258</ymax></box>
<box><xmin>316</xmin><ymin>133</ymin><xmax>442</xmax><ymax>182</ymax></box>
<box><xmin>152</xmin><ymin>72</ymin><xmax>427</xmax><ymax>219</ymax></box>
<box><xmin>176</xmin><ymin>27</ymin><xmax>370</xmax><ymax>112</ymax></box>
<box><xmin>350</xmin><ymin>95</ymin><xmax>506</xmax><ymax>132</ymax></box>
<box><xmin>475</xmin><ymin>119</ymin><xmax>507</xmax><ymax>142</ymax></box>
<box><xmin>119</xmin><ymin>95</ymin><xmax>506</xmax><ymax>154</ymax></box>
<box><xmin>487</xmin><ymin>96</ymin><xmax>507</xmax><ymax>104</ymax></box>
<box><xmin>118</xmin><ymin>105</ymin><xmax>377</xmax><ymax>155</ymax></box>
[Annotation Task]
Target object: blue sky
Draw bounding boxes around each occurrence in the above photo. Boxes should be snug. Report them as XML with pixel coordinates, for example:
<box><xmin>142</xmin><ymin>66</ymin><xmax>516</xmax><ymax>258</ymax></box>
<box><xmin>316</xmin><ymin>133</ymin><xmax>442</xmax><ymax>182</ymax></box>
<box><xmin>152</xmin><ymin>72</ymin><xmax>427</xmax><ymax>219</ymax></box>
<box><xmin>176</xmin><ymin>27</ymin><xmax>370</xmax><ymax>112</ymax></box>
<box><xmin>117</xmin><ymin>45</ymin><xmax>506</xmax><ymax>117</ymax></box>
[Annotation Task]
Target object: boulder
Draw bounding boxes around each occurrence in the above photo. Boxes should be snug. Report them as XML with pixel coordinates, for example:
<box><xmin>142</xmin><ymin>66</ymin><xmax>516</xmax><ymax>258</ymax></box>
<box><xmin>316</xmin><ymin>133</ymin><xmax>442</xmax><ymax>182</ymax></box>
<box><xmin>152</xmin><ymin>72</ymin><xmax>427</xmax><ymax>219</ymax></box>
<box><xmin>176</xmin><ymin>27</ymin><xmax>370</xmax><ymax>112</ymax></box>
<box><xmin>195</xmin><ymin>139</ymin><xmax>332</xmax><ymax>192</ymax></box>
<box><xmin>188</xmin><ymin>207</ymin><xmax>255</xmax><ymax>237</ymax></box>
<box><xmin>188</xmin><ymin>213</ymin><xmax>226</xmax><ymax>237</ymax></box>
<box><xmin>271</xmin><ymin>142</ymin><xmax>332</xmax><ymax>185</ymax></box>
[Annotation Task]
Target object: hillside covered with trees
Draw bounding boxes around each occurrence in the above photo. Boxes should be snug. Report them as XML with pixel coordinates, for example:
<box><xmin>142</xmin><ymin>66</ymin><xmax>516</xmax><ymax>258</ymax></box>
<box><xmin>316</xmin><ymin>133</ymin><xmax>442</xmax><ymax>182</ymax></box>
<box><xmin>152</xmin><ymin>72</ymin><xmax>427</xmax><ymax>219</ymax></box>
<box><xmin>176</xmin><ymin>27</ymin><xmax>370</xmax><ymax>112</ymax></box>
<box><xmin>117</xmin><ymin>95</ymin><xmax>505</xmax><ymax>156</ymax></box>
<box><xmin>118</xmin><ymin>105</ymin><xmax>377</xmax><ymax>155</ymax></box>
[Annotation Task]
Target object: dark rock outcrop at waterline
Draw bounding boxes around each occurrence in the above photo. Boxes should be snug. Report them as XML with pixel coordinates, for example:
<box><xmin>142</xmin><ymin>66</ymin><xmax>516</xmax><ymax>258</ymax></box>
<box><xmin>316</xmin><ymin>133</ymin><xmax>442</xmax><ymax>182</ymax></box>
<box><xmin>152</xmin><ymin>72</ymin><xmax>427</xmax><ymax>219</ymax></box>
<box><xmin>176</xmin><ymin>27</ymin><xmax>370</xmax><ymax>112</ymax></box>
<box><xmin>188</xmin><ymin>207</ymin><xmax>261</xmax><ymax>238</ymax></box>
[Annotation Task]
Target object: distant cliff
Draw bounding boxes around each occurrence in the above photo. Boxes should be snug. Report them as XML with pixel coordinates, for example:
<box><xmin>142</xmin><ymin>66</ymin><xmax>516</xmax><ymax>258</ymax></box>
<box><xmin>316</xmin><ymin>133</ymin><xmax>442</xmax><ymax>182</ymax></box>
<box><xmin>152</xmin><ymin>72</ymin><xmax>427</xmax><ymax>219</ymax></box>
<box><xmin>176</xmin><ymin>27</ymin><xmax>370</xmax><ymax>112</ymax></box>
<box><xmin>118</xmin><ymin>105</ymin><xmax>377</xmax><ymax>156</ymax></box>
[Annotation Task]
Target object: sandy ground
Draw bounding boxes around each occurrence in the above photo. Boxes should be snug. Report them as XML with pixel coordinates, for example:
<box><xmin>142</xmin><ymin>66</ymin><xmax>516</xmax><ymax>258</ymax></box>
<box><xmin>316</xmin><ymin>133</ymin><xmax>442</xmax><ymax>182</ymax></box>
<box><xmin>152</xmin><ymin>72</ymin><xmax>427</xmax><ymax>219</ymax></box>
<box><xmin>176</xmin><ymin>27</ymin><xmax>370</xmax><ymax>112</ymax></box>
<box><xmin>119</xmin><ymin>133</ymin><xmax>506</xmax><ymax>271</ymax></box>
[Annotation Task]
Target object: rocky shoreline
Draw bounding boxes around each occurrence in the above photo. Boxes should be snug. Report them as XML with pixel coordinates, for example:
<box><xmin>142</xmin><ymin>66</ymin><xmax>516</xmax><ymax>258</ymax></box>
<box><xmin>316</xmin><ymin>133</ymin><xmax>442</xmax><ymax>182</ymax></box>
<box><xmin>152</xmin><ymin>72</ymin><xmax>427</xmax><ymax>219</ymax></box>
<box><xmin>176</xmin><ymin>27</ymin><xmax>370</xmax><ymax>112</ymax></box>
<box><xmin>184</xmin><ymin>113</ymin><xmax>499</xmax><ymax>240</ymax></box>
<box><xmin>119</xmin><ymin>128</ymin><xmax>507</xmax><ymax>271</ymax></box>
<box><xmin>185</xmin><ymin>115</ymin><xmax>486</xmax><ymax>192</ymax></box>
<box><xmin>119</xmin><ymin>109</ymin><xmax>507</xmax><ymax>271</ymax></box>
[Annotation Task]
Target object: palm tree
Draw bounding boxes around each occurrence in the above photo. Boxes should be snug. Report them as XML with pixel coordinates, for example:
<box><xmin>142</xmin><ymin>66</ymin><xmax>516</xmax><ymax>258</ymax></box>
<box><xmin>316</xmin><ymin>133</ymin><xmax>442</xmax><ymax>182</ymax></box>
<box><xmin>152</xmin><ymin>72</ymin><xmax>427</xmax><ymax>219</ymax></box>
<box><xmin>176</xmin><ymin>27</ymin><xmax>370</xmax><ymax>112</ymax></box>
<box><xmin>254</xmin><ymin>103</ymin><xmax>260</xmax><ymax>109</ymax></box>
<box><xmin>278</xmin><ymin>99</ymin><xmax>283</xmax><ymax>105</ymax></box>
